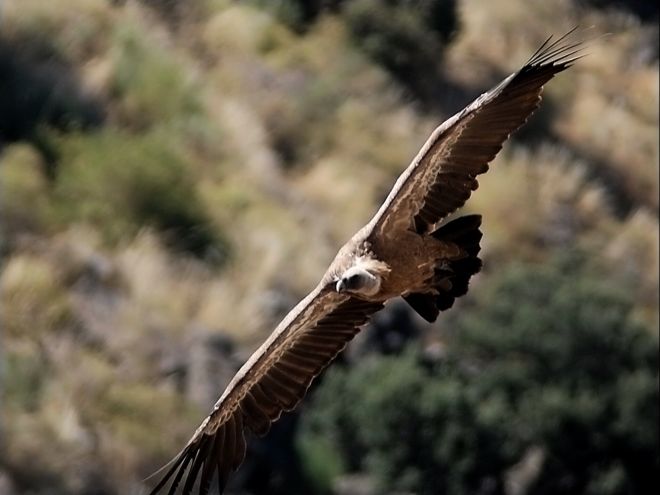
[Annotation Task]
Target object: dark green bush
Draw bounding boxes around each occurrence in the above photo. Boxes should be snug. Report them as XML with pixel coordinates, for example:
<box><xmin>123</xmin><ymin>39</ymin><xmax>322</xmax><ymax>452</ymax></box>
<box><xmin>110</xmin><ymin>25</ymin><xmax>201</xmax><ymax>130</ymax></box>
<box><xmin>300</xmin><ymin>352</ymin><xmax>523</xmax><ymax>494</ymax></box>
<box><xmin>343</xmin><ymin>0</ymin><xmax>459</xmax><ymax>101</ymax></box>
<box><xmin>251</xmin><ymin>0</ymin><xmax>459</xmax><ymax>100</ymax></box>
<box><xmin>4</xmin><ymin>347</ymin><xmax>47</xmax><ymax>412</ymax></box>
<box><xmin>251</xmin><ymin>0</ymin><xmax>345</xmax><ymax>32</ymax></box>
<box><xmin>54</xmin><ymin>130</ymin><xmax>229</xmax><ymax>263</ymax></box>
<box><xmin>0</xmin><ymin>37</ymin><xmax>104</xmax><ymax>154</ymax></box>
<box><xmin>299</xmin><ymin>254</ymin><xmax>659</xmax><ymax>494</ymax></box>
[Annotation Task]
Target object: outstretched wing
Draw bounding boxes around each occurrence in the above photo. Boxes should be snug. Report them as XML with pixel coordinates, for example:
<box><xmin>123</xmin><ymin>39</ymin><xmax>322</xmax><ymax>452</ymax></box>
<box><xmin>369</xmin><ymin>30</ymin><xmax>583</xmax><ymax>238</ymax></box>
<box><xmin>147</xmin><ymin>285</ymin><xmax>383</xmax><ymax>495</ymax></box>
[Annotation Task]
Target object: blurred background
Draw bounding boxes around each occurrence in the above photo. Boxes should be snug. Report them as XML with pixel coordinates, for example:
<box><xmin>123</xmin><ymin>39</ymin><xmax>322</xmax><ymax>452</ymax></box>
<box><xmin>0</xmin><ymin>1</ymin><xmax>658</xmax><ymax>494</ymax></box>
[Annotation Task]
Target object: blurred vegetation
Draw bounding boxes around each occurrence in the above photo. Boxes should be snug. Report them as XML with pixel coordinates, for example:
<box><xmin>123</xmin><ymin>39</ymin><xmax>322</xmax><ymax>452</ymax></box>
<box><xmin>109</xmin><ymin>22</ymin><xmax>203</xmax><ymax>130</ymax></box>
<box><xmin>343</xmin><ymin>0</ymin><xmax>459</xmax><ymax>100</ymax></box>
<box><xmin>252</xmin><ymin>0</ymin><xmax>460</xmax><ymax>101</ymax></box>
<box><xmin>0</xmin><ymin>0</ymin><xmax>657</xmax><ymax>494</ymax></box>
<box><xmin>53</xmin><ymin>130</ymin><xmax>229</xmax><ymax>262</ymax></box>
<box><xmin>0</xmin><ymin>145</ymin><xmax>54</xmax><ymax>251</ymax></box>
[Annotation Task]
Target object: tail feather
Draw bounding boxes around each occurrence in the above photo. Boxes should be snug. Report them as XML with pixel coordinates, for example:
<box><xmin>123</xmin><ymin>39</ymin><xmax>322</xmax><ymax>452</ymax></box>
<box><xmin>403</xmin><ymin>215</ymin><xmax>483</xmax><ymax>322</ymax></box>
<box><xmin>430</xmin><ymin>214</ymin><xmax>482</xmax><ymax>256</ymax></box>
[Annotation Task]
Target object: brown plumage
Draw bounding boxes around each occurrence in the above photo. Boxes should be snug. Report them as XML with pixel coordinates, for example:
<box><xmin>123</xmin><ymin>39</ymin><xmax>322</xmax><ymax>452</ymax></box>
<box><xmin>147</xmin><ymin>31</ymin><xmax>582</xmax><ymax>494</ymax></box>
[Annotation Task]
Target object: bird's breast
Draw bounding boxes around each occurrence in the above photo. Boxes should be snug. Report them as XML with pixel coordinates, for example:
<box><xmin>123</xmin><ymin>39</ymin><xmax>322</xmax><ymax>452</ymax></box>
<box><xmin>370</xmin><ymin>230</ymin><xmax>437</xmax><ymax>298</ymax></box>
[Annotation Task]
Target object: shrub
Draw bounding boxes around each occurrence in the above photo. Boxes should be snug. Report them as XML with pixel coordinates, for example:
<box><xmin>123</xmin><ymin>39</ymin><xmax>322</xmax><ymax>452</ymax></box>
<box><xmin>3</xmin><ymin>344</ymin><xmax>48</xmax><ymax>412</ymax></box>
<box><xmin>110</xmin><ymin>24</ymin><xmax>201</xmax><ymax>129</ymax></box>
<box><xmin>0</xmin><ymin>144</ymin><xmax>53</xmax><ymax>250</ymax></box>
<box><xmin>54</xmin><ymin>130</ymin><xmax>230</xmax><ymax>263</ymax></box>
<box><xmin>343</xmin><ymin>0</ymin><xmax>459</xmax><ymax>100</ymax></box>
<box><xmin>0</xmin><ymin>38</ymin><xmax>105</xmax><ymax>147</ymax></box>
<box><xmin>454</xmin><ymin>254</ymin><xmax>659</xmax><ymax>495</ymax></box>
<box><xmin>301</xmin><ymin>351</ymin><xmax>522</xmax><ymax>494</ymax></box>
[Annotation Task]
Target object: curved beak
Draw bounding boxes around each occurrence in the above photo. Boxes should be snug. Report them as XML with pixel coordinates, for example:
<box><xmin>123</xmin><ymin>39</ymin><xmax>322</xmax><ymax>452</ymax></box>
<box><xmin>336</xmin><ymin>279</ymin><xmax>346</xmax><ymax>293</ymax></box>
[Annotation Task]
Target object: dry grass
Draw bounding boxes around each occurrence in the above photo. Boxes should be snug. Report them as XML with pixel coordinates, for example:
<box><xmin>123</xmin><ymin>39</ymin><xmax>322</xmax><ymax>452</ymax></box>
<box><xmin>556</xmin><ymin>63</ymin><xmax>658</xmax><ymax>210</ymax></box>
<box><xmin>604</xmin><ymin>208</ymin><xmax>660</xmax><ymax>327</ymax></box>
<box><xmin>2</xmin><ymin>0</ymin><xmax>114</xmax><ymax>63</ymax></box>
<box><xmin>1</xmin><ymin>254</ymin><xmax>76</xmax><ymax>340</ymax></box>
<box><xmin>447</xmin><ymin>0</ymin><xmax>576</xmax><ymax>82</ymax></box>
<box><xmin>451</xmin><ymin>0</ymin><xmax>659</xmax><ymax>212</ymax></box>
<box><xmin>201</xmin><ymin>3</ymin><xmax>289</xmax><ymax>57</ymax></box>
<box><xmin>471</xmin><ymin>144</ymin><xmax>615</xmax><ymax>262</ymax></box>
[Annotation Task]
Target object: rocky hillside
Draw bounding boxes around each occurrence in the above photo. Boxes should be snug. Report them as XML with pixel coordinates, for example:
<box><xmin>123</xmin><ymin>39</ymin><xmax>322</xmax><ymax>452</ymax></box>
<box><xmin>0</xmin><ymin>1</ymin><xmax>657</xmax><ymax>494</ymax></box>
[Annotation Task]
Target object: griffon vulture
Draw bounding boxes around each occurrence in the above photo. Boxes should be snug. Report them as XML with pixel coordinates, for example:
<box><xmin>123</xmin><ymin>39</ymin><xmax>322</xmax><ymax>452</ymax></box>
<box><xmin>148</xmin><ymin>31</ymin><xmax>582</xmax><ymax>495</ymax></box>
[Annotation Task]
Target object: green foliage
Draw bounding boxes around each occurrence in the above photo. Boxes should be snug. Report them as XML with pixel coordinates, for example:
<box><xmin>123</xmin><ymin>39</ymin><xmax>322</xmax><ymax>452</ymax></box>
<box><xmin>54</xmin><ymin>130</ymin><xmax>230</xmax><ymax>262</ymax></box>
<box><xmin>343</xmin><ymin>0</ymin><xmax>459</xmax><ymax>100</ymax></box>
<box><xmin>454</xmin><ymin>254</ymin><xmax>655</xmax><ymax>385</ymax></box>
<box><xmin>297</xmin><ymin>430</ymin><xmax>346</xmax><ymax>494</ymax></box>
<box><xmin>456</xmin><ymin>254</ymin><xmax>659</xmax><ymax>495</ymax></box>
<box><xmin>301</xmin><ymin>353</ymin><xmax>521</xmax><ymax>494</ymax></box>
<box><xmin>4</xmin><ymin>346</ymin><xmax>47</xmax><ymax>411</ymax></box>
<box><xmin>0</xmin><ymin>144</ymin><xmax>53</xmax><ymax>248</ymax></box>
<box><xmin>300</xmin><ymin>254</ymin><xmax>659</xmax><ymax>494</ymax></box>
<box><xmin>110</xmin><ymin>24</ymin><xmax>201</xmax><ymax>129</ymax></box>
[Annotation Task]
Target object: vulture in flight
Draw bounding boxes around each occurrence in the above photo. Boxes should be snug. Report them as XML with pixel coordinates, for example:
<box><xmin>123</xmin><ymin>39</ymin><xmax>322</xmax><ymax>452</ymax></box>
<box><xmin>148</xmin><ymin>31</ymin><xmax>582</xmax><ymax>495</ymax></box>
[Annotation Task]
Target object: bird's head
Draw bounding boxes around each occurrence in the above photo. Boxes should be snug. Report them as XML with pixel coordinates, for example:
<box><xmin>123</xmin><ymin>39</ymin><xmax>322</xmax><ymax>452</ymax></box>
<box><xmin>335</xmin><ymin>257</ymin><xmax>389</xmax><ymax>297</ymax></box>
